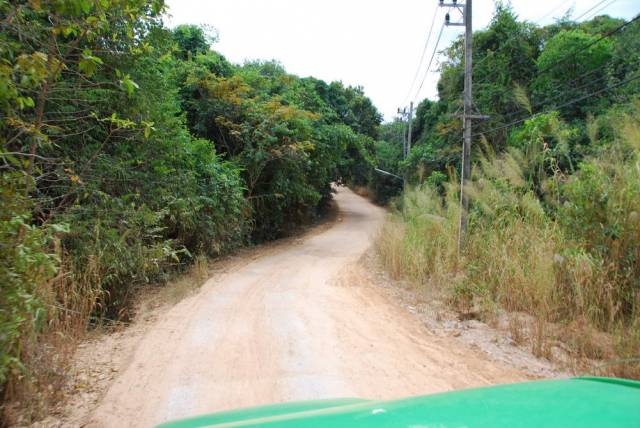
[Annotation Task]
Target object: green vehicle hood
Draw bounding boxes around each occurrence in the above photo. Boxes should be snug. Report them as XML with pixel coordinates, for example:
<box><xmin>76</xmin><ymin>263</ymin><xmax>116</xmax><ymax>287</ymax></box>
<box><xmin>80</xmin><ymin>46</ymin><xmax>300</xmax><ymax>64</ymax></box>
<box><xmin>158</xmin><ymin>377</ymin><xmax>640</xmax><ymax>428</ymax></box>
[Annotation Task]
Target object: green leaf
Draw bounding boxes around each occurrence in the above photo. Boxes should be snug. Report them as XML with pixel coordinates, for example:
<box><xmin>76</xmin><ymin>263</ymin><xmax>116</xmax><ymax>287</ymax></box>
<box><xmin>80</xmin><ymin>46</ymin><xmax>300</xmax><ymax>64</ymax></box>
<box><xmin>78</xmin><ymin>49</ymin><xmax>103</xmax><ymax>76</ymax></box>
<box><xmin>119</xmin><ymin>75</ymin><xmax>139</xmax><ymax>96</ymax></box>
<box><xmin>16</xmin><ymin>96</ymin><xmax>34</xmax><ymax>110</ymax></box>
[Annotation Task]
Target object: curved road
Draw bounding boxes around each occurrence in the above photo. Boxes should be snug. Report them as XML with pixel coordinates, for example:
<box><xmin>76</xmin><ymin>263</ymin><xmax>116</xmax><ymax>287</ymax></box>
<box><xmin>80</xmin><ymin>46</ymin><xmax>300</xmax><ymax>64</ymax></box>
<box><xmin>90</xmin><ymin>186</ymin><xmax>525</xmax><ymax>427</ymax></box>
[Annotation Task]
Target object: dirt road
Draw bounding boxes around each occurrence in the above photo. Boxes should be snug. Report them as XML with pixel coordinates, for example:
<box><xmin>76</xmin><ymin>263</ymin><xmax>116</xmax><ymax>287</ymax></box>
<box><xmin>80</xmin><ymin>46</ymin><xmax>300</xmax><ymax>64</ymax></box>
<box><xmin>89</xmin><ymin>186</ymin><xmax>527</xmax><ymax>427</ymax></box>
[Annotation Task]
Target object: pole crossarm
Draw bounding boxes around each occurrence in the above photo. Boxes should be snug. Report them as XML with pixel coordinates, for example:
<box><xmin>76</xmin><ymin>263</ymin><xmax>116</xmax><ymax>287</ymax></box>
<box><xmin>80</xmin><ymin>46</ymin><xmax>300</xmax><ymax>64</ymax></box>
<box><xmin>439</xmin><ymin>3</ymin><xmax>465</xmax><ymax>10</ymax></box>
<box><xmin>440</xmin><ymin>1</ymin><xmax>465</xmax><ymax>26</ymax></box>
<box><xmin>454</xmin><ymin>114</ymin><xmax>491</xmax><ymax>120</ymax></box>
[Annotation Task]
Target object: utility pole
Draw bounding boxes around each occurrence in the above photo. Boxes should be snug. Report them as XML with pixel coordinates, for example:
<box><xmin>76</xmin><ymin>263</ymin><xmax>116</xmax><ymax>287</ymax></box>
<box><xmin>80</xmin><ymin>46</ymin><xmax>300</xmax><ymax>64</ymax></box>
<box><xmin>398</xmin><ymin>103</ymin><xmax>414</xmax><ymax>189</ymax></box>
<box><xmin>398</xmin><ymin>107</ymin><xmax>407</xmax><ymax>159</ymax></box>
<box><xmin>439</xmin><ymin>0</ymin><xmax>483</xmax><ymax>254</ymax></box>
<box><xmin>461</xmin><ymin>0</ymin><xmax>472</xmax><ymax>253</ymax></box>
<box><xmin>406</xmin><ymin>101</ymin><xmax>414</xmax><ymax>161</ymax></box>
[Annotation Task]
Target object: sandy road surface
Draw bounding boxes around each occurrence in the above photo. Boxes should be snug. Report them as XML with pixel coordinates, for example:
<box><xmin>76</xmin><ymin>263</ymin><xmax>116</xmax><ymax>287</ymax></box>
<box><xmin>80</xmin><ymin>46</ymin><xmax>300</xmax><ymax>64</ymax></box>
<box><xmin>89</xmin><ymin>186</ymin><xmax>526</xmax><ymax>427</ymax></box>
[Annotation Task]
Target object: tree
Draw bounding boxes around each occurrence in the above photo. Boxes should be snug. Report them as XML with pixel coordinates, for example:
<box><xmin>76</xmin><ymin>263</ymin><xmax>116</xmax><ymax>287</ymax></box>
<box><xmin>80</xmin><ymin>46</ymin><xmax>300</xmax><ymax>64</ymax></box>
<box><xmin>532</xmin><ymin>29</ymin><xmax>614</xmax><ymax>120</ymax></box>
<box><xmin>172</xmin><ymin>24</ymin><xmax>216</xmax><ymax>60</ymax></box>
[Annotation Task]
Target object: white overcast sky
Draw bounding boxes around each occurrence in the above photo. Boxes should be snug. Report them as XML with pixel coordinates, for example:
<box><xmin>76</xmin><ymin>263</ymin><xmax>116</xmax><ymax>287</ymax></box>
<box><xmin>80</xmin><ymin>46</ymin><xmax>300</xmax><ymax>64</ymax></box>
<box><xmin>165</xmin><ymin>0</ymin><xmax>639</xmax><ymax>121</ymax></box>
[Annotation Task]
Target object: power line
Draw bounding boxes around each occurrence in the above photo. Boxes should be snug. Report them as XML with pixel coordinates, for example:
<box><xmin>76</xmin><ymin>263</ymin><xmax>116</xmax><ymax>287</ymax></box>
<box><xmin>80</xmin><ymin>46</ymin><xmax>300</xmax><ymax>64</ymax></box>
<box><xmin>413</xmin><ymin>21</ymin><xmax>445</xmax><ymax>103</ymax></box>
<box><xmin>403</xmin><ymin>8</ymin><xmax>441</xmax><ymax>105</ymax></box>
<box><xmin>472</xmin><ymin>2</ymin><xmax>633</xmax><ymax>90</ymax></box>
<box><xmin>469</xmin><ymin>12</ymin><xmax>640</xmax><ymax>119</ymax></box>
<box><xmin>494</xmin><ymin>55</ymin><xmax>640</xmax><ymax>123</ymax></box>
<box><xmin>409</xmin><ymin>0</ymin><xmax>628</xmax><ymax>111</ymax></box>
<box><xmin>582</xmin><ymin>0</ymin><xmax>619</xmax><ymax>21</ymax></box>
<box><xmin>537</xmin><ymin>14</ymin><xmax>640</xmax><ymax>77</ymax></box>
<box><xmin>428</xmin><ymin>3</ymin><xmax>636</xmax><ymax>111</ymax></box>
<box><xmin>534</xmin><ymin>0</ymin><xmax>575</xmax><ymax>23</ymax></box>
<box><xmin>471</xmin><ymin>72</ymin><xmax>640</xmax><ymax>139</ymax></box>
<box><xmin>574</xmin><ymin>0</ymin><xmax>615</xmax><ymax>21</ymax></box>
<box><xmin>510</xmin><ymin>14</ymin><xmax>640</xmax><ymax>111</ymax></box>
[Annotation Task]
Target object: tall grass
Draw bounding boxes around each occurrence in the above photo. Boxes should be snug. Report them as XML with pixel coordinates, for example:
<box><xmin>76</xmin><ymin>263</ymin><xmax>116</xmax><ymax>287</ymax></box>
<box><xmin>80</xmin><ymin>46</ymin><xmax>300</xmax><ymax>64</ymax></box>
<box><xmin>376</xmin><ymin>105</ymin><xmax>640</xmax><ymax>377</ymax></box>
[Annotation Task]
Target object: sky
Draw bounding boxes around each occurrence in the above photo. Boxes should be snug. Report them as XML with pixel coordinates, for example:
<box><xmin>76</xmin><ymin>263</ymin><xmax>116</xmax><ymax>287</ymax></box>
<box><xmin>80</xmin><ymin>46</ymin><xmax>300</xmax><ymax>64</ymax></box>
<box><xmin>165</xmin><ymin>0</ymin><xmax>639</xmax><ymax>121</ymax></box>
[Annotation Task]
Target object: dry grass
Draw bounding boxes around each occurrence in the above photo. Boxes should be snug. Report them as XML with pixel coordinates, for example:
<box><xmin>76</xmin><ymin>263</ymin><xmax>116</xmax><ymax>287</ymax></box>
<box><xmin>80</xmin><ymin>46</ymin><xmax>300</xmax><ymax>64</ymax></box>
<box><xmin>138</xmin><ymin>255</ymin><xmax>210</xmax><ymax>314</ymax></box>
<box><xmin>375</xmin><ymin>220</ymin><xmax>405</xmax><ymax>280</ymax></box>
<box><xmin>2</xmin><ymin>254</ymin><xmax>213</xmax><ymax>425</ymax></box>
<box><xmin>375</xmin><ymin>110</ymin><xmax>640</xmax><ymax>378</ymax></box>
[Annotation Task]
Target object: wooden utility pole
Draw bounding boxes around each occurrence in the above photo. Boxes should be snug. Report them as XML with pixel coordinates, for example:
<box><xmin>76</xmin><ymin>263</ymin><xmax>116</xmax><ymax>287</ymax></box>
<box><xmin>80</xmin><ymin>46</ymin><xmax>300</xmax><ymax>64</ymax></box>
<box><xmin>461</xmin><ymin>0</ymin><xmax>473</xmax><ymax>252</ymax></box>
<box><xmin>439</xmin><ymin>0</ymin><xmax>479</xmax><ymax>253</ymax></box>
<box><xmin>406</xmin><ymin>101</ymin><xmax>414</xmax><ymax>160</ymax></box>
<box><xmin>398</xmin><ymin>105</ymin><xmax>414</xmax><ymax>189</ymax></box>
<box><xmin>398</xmin><ymin>107</ymin><xmax>407</xmax><ymax>159</ymax></box>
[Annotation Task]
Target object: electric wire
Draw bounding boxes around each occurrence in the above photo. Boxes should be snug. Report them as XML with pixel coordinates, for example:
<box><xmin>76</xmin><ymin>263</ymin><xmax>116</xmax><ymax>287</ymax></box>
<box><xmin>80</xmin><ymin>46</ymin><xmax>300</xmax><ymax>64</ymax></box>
<box><xmin>574</xmin><ymin>0</ymin><xmax>616</xmax><ymax>21</ymax></box>
<box><xmin>410</xmin><ymin>0</ymin><xmax>592</xmax><ymax>108</ymax></box>
<box><xmin>536</xmin><ymin>14</ymin><xmax>640</xmax><ymax>77</ymax></box>
<box><xmin>406</xmin><ymin>4</ymin><xmax>640</xmax><ymax>159</ymax></box>
<box><xmin>471</xmin><ymin>0</ymin><xmax>577</xmax><ymax>77</ymax></box>
<box><xmin>496</xmin><ymin>55</ymin><xmax>640</xmax><ymax>123</ymax></box>
<box><xmin>582</xmin><ymin>0</ymin><xmax>620</xmax><ymax>21</ymax></box>
<box><xmin>412</xmin><ymin>22</ymin><xmax>445</xmax><ymax>103</ymax></box>
<box><xmin>403</xmin><ymin>8</ymin><xmax>441</xmax><ymax>105</ymax></box>
<box><xmin>468</xmin><ymin>12</ymin><xmax>640</xmax><ymax>123</ymax></box>
<box><xmin>472</xmin><ymin>2</ymin><xmax>633</xmax><ymax>89</ymax></box>
<box><xmin>471</xmin><ymin>72</ymin><xmax>640</xmax><ymax>139</ymax></box>
<box><xmin>533</xmin><ymin>0</ymin><xmax>575</xmax><ymax>24</ymax></box>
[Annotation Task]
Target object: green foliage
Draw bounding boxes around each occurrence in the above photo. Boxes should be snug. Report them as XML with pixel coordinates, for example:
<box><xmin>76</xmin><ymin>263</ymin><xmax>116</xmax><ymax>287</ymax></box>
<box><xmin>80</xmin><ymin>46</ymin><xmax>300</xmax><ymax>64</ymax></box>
<box><xmin>532</xmin><ymin>29</ymin><xmax>614</xmax><ymax>119</ymax></box>
<box><xmin>364</xmin><ymin>1</ymin><xmax>640</xmax><ymax>379</ymax></box>
<box><xmin>385</xmin><ymin>6</ymin><xmax>640</xmax><ymax>188</ymax></box>
<box><xmin>172</xmin><ymin>24</ymin><xmax>215</xmax><ymax>60</ymax></box>
<box><xmin>506</xmin><ymin>111</ymin><xmax>577</xmax><ymax>187</ymax></box>
<box><xmin>0</xmin><ymin>176</ymin><xmax>62</xmax><ymax>388</ymax></box>
<box><xmin>0</xmin><ymin>1</ymin><xmax>380</xmax><ymax>406</ymax></box>
<box><xmin>473</xmin><ymin>4</ymin><xmax>541</xmax><ymax>141</ymax></box>
<box><xmin>370</xmin><ymin>138</ymin><xmax>403</xmax><ymax>204</ymax></box>
<box><xmin>426</xmin><ymin>171</ymin><xmax>447</xmax><ymax>189</ymax></box>
<box><xmin>557</xmin><ymin>107</ymin><xmax>640</xmax><ymax>323</ymax></box>
<box><xmin>176</xmin><ymin>56</ymin><xmax>380</xmax><ymax>239</ymax></box>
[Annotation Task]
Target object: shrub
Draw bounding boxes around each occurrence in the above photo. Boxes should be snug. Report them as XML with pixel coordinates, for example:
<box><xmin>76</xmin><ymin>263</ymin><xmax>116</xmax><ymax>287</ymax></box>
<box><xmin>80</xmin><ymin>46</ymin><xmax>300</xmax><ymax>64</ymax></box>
<box><xmin>0</xmin><ymin>174</ymin><xmax>63</xmax><ymax>397</ymax></box>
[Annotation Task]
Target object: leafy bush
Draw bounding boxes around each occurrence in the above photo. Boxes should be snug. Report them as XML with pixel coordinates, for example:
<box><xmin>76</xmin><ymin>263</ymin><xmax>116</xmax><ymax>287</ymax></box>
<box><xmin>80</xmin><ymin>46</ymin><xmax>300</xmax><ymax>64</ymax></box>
<box><xmin>558</xmin><ymin>105</ymin><xmax>640</xmax><ymax>327</ymax></box>
<box><xmin>0</xmin><ymin>174</ymin><xmax>63</xmax><ymax>395</ymax></box>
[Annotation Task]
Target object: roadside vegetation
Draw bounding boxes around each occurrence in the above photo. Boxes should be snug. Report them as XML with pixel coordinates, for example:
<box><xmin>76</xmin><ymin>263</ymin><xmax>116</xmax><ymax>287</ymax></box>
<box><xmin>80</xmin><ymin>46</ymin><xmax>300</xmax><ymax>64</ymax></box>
<box><xmin>0</xmin><ymin>0</ymin><xmax>381</xmax><ymax>418</ymax></box>
<box><xmin>2</xmin><ymin>0</ymin><xmax>640</xmax><ymax>421</ymax></box>
<box><xmin>375</xmin><ymin>6</ymin><xmax>640</xmax><ymax>377</ymax></box>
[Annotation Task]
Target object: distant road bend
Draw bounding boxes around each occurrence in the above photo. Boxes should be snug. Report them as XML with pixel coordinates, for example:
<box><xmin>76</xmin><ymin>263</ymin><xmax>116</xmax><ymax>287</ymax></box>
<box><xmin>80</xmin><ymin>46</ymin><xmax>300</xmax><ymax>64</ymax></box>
<box><xmin>90</xmin><ymin>186</ymin><xmax>525</xmax><ymax>427</ymax></box>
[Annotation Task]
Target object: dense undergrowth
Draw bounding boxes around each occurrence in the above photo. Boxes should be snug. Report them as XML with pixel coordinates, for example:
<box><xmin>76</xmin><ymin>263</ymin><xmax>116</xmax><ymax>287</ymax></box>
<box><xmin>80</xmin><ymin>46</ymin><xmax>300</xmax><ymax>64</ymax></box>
<box><xmin>372</xmin><ymin>4</ymin><xmax>640</xmax><ymax>377</ymax></box>
<box><xmin>0</xmin><ymin>0</ymin><xmax>381</xmax><ymax>416</ymax></box>
<box><xmin>377</xmin><ymin>103</ymin><xmax>640</xmax><ymax>377</ymax></box>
